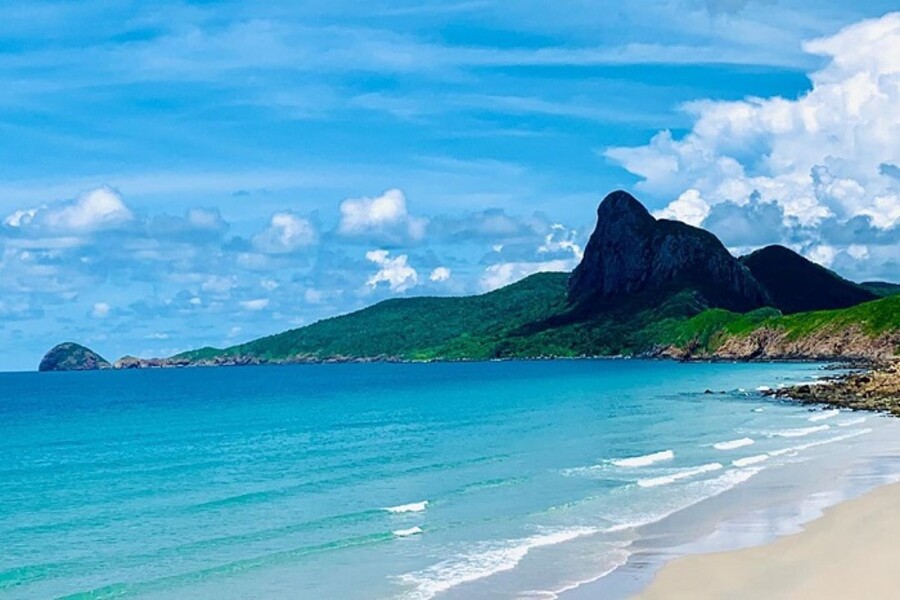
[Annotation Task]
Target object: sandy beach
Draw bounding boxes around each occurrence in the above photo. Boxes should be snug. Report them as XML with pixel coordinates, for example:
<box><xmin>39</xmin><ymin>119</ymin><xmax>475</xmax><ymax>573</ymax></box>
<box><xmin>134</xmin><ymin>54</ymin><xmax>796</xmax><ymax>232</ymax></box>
<box><xmin>634</xmin><ymin>481</ymin><xmax>900</xmax><ymax>600</ymax></box>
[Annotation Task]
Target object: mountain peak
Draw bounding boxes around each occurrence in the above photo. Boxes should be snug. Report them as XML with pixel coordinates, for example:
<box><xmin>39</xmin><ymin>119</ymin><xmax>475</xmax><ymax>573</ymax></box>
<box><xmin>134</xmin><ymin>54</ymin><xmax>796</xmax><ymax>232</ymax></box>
<box><xmin>568</xmin><ymin>191</ymin><xmax>769</xmax><ymax>312</ymax></box>
<box><xmin>597</xmin><ymin>189</ymin><xmax>653</xmax><ymax>216</ymax></box>
<box><xmin>740</xmin><ymin>244</ymin><xmax>877</xmax><ymax>314</ymax></box>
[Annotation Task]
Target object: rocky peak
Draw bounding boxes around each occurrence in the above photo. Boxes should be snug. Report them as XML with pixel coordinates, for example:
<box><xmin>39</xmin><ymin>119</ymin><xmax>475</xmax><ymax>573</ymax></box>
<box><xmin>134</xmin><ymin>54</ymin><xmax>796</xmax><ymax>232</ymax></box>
<box><xmin>568</xmin><ymin>190</ymin><xmax>770</xmax><ymax>312</ymax></box>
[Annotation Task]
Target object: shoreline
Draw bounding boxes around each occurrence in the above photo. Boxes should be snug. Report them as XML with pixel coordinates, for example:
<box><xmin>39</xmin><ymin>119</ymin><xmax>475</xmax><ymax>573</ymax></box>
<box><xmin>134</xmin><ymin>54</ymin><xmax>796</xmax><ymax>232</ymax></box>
<box><xmin>632</xmin><ymin>480</ymin><xmax>900</xmax><ymax>599</ymax></box>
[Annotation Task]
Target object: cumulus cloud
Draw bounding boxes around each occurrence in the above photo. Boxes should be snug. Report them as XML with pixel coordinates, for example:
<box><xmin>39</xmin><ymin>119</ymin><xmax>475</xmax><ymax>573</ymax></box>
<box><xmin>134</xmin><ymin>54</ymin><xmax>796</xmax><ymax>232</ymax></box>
<box><xmin>5</xmin><ymin>187</ymin><xmax>134</xmax><ymax>234</ymax></box>
<box><xmin>365</xmin><ymin>249</ymin><xmax>418</xmax><ymax>292</ymax></box>
<box><xmin>338</xmin><ymin>188</ymin><xmax>427</xmax><ymax>243</ymax></box>
<box><xmin>653</xmin><ymin>189</ymin><xmax>710</xmax><ymax>226</ymax></box>
<box><xmin>607</xmin><ymin>13</ymin><xmax>900</xmax><ymax>230</ymax></box>
<box><xmin>480</xmin><ymin>259</ymin><xmax>571</xmax><ymax>292</ymax></box>
<box><xmin>252</xmin><ymin>211</ymin><xmax>318</xmax><ymax>253</ymax></box>
<box><xmin>429</xmin><ymin>266</ymin><xmax>451</xmax><ymax>282</ymax></box>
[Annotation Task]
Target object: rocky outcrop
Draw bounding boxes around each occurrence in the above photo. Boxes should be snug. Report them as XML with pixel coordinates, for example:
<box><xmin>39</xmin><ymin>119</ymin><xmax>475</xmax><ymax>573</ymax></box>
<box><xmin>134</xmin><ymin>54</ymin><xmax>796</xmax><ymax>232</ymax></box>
<box><xmin>657</xmin><ymin>325</ymin><xmax>900</xmax><ymax>362</ymax></box>
<box><xmin>568</xmin><ymin>190</ymin><xmax>770</xmax><ymax>312</ymax></box>
<box><xmin>741</xmin><ymin>245</ymin><xmax>877</xmax><ymax>314</ymax></box>
<box><xmin>39</xmin><ymin>342</ymin><xmax>111</xmax><ymax>371</ymax></box>
<box><xmin>771</xmin><ymin>360</ymin><xmax>900</xmax><ymax>416</ymax></box>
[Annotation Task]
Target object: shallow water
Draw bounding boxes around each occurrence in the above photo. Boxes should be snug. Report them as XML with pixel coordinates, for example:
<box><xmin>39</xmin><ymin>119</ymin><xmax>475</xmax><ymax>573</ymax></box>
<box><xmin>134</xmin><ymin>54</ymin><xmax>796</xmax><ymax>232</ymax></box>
<box><xmin>1</xmin><ymin>360</ymin><xmax>896</xmax><ymax>599</ymax></box>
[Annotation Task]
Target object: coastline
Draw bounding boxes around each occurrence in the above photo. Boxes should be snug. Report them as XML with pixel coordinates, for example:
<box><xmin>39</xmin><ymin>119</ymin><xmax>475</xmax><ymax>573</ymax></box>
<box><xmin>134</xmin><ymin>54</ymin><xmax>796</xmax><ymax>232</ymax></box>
<box><xmin>633</xmin><ymin>481</ymin><xmax>900</xmax><ymax>599</ymax></box>
<box><xmin>558</xmin><ymin>362</ymin><xmax>900</xmax><ymax>600</ymax></box>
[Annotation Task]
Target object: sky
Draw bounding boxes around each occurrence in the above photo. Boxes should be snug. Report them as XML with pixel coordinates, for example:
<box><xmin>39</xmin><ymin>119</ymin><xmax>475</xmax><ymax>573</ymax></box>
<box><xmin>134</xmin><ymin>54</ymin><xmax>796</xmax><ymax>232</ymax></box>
<box><xmin>1</xmin><ymin>1</ymin><xmax>899</xmax><ymax>371</ymax></box>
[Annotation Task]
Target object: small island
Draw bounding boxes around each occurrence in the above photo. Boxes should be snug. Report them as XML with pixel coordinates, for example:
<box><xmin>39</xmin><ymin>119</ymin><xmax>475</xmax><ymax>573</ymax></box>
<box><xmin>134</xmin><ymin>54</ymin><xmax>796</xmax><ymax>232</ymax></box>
<box><xmin>38</xmin><ymin>342</ymin><xmax>111</xmax><ymax>372</ymax></box>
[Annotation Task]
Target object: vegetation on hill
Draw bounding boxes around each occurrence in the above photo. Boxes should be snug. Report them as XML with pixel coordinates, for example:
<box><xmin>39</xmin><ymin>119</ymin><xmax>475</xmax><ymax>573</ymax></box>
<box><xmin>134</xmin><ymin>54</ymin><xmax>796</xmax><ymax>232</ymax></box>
<box><xmin>39</xmin><ymin>342</ymin><xmax>110</xmax><ymax>371</ymax></box>
<box><xmin>861</xmin><ymin>281</ymin><xmax>900</xmax><ymax>297</ymax></box>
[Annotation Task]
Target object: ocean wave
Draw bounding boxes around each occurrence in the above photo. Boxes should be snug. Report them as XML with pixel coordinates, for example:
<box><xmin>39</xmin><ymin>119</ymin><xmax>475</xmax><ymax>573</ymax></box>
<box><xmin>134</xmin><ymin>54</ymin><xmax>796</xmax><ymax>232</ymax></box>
<box><xmin>611</xmin><ymin>450</ymin><xmax>674</xmax><ymax>468</ymax></box>
<box><xmin>396</xmin><ymin>527</ymin><xmax>599</xmax><ymax>600</ymax></box>
<box><xmin>808</xmin><ymin>409</ymin><xmax>841</xmax><ymax>422</ymax></box>
<box><xmin>385</xmin><ymin>500</ymin><xmax>428</xmax><ymax>514</ymax></box>
<box><xmin>712</xmin><ymin>437</ymin><xmax>754</xmax><ymax>451</ymax></box>
<box><xmin>608</xmin><ymin>466</ymin><xmax>765</xmax><ymax>531</ymax></box>
<box><xmin>637</xmin><ymin>462</ymin><xmax>723</xmax><ymax>488</ymax></box>
<box><xmin>836</xmin><ymin>416</ymin><xmax>867</xmax><ymax>427</ymax></box>
<box><xmin>393</xmin><ymin>526</ymin><xmax>423</xmax><ymax>537</ymax></box>
<box><xmin>732</xmin><ymin>454</ymin><xmax>770</xmax><ymax>467</ymax></box>
<box><xmin>768</xmin><ymin>428</ymin><xmax>872</xmax><ymax>457</ymax></box>
<box><xmin>767</xmin><ymin>425</ymin><xmax>830</xmax><ymax>438</ymax></box>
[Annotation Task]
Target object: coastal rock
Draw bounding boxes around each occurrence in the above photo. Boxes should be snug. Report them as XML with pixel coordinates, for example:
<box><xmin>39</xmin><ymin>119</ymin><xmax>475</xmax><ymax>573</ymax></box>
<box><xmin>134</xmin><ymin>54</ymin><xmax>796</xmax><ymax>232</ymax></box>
<box><xmin>39</xmin><ymin>342</ymin><xmax>111</xmax><ymax>372</ymax></box>
<box><xmin>771</xmin><ymin>360</ymin><xmax>900</xmax><ymax>416</ymax></box>
<box><xmin>568</xmin><ymin>190</ymin><xmax>770</xmax><ymax>312</ymax></box>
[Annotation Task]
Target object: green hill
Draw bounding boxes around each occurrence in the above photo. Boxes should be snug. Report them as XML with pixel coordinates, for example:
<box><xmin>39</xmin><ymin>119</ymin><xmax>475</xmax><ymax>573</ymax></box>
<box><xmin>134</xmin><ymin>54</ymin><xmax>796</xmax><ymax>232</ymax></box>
<box><xmin>861</xmin><ymin>281</ymin><xmax>900</xmax><ymax>297</ymax></box>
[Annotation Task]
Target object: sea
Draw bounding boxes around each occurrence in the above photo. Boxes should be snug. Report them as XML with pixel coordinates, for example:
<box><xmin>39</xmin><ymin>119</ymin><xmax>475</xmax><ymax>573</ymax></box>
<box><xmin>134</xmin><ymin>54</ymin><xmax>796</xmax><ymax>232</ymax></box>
<box><xmin>2</xmin><ymin>360</ymin><xmax>899</xmax><ymax>599</ymax></box>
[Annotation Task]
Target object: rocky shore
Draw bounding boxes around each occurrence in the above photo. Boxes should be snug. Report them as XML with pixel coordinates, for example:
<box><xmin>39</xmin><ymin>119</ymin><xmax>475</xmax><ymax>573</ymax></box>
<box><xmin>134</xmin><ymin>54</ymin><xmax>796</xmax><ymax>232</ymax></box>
<box><xmin>770</xmin><ymin>360</ymin><xmax>900</xmax><ymax>416</ymax></box>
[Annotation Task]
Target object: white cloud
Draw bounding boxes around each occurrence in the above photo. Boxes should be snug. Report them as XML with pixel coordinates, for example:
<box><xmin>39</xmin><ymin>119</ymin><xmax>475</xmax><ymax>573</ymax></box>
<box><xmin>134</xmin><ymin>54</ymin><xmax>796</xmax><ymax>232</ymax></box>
<box><xmin>365</xmin><ymin>249</ymin><xmax>418</xmax><ymax>292</ymax></box>
<box><xmin>92</xmin><ymin>302</ymin><xmax>111</xmax><ymax>318</ymax></box>
<box><xmin>607</xmin><ymin>12</ymin><xmax>900</xmax><ymax>229</ymax></box>
<box><xmin>806</xmin><ymin>245</ymin><xmax>837</xmax><ymax>268</ymax></box>
<box><xmin>429</xmin><ymin>266</ymin><xmax>451</xmax><ymax>282</ymax></box>
<box><xmin>252</xmin><ymin>211</ymin><xmax>317</xmax><ymax>253</ymax></box>
<box><xmin>479</xmin><ymin>259</ymin><xmax>572</xmax><ymax>292</ymax></box>
<box><xmin>239</xmin><ymin>298</ymin><xmax>269</xmax><ymax>311</ymax></box>
<box><xmin>5</xmin><ymin>187</ymin><xmax>134</xmax><ymax>233</ymax></box>
<box><xmin>339</xmin><ymin>188</ymin><xmax>428</xmax><ymax>241</ymax></box>
<box><xmin>537</xmin><ymin>224</ymin><xmax>583</xmax><ymax>259</ymax></box>
<box><xmin>654</xmin><ymin>189</ymin><xmax>710</xmax><ymax>226</ymax></box>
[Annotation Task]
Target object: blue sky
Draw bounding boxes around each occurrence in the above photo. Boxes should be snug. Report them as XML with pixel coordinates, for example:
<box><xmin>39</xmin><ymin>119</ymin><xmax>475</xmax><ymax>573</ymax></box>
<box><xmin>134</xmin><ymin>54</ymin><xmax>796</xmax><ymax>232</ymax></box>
<box><xmin>1</xmin><ymin>1</ymin><xmax>899</xmax><ymax>371</ymax></box>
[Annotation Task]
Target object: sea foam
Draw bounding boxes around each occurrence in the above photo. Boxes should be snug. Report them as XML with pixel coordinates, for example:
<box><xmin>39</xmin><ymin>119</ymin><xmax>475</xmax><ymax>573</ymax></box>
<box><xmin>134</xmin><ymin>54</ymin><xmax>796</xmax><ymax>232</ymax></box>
<box><xmin>768</xmin><ymin>425</ymin><xmax>830</xmax><ymax>438</ymax></box>
<box><xmin>611</xmin><ymin>450</ymin><xmax>674</xmax><ymax>468</ymax></box>
<box><xmin>808</xmin><ymin>409</ymin><xmax>841</xmax><ymax>422</ymax></box>
<box><xmin>732</xmin><ymin>454</ymin><xmax>770</xmax><ymax>467</ymax></box>
<box><xmin>637</xmin><ymin>462</ymin><xmax>723</xmax><ymax>488</ymax></box>
<box><xmin>712</xmin><ymin>437</ymin><xmax>754</xmax><ymax>450</ymax></box>
<box><xmin>397</xmin><ymin>527</ymin><xmax>598</xmax><ymax>600</ymax></box>
<box><xmin>393</xmin><ymin>526</ymin><xmax>423</xmax><ymax>537</ymax></box>
<box><xmin>385</xmin><ymin>501</ymin><xmax>428</xmax><ymax>514</ymax></box>
<box><xmin>837</xmin><ymin>416</ymin><xmax>867</xmax><ymax>427</ymax></box>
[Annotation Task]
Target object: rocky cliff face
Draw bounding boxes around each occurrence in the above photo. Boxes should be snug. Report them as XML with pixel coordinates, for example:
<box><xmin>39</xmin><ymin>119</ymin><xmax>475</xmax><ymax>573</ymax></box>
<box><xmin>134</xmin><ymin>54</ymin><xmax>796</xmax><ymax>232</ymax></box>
<box><xmin>568</xmin><ymin>191</ymin><xmax>770</xmax><ymax>312</ymax></box>
<box><xmin>38</xmin><ymin>342</ymin><xmax>111</xmax><ymax>371</ymax></box>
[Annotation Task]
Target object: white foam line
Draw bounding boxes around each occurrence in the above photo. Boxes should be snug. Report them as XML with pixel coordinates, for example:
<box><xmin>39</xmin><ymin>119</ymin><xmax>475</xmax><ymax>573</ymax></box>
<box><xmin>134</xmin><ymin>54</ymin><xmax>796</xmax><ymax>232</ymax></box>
<box><xmin>397</xmin><ymin>527</ymin><xmax>598</xmax><ymax>600</ymax></box>
<box><xmin>732</xmin><ymin>454</ymin><xmax>770</xmax><ymax>467</ymax></box>
<box><xmin>611</xmin><ymin>450</ymin><xmax>674</xmax><ymax>468</ymax></box>
<box><xmin>713</xmin><ymin>437</ymin><xmax>755</xmax><ymax>451</ymax></box>
<box><xmin>808</xmin><ymin>409</ymin><xmax>841</xmax><ymax>422</ymax></box>
<box><xmin>768</xmin><ymin>425</ymin><xmax>830</xmax><ymax>438</ymax></box>
<box><xmin>837</xmin><ymin>416</ymin><xmax>867</xmax><ymax>427</ymax></box>
<box><xmin>385</xmin><ymin>500</ymin><xmax>428</xmax><ymax>514</ymax></box>
<box><xmin>768</xmin><ymin>428</ymin><xmax>872</xmax><ymax>457</ymax></box>
<box><xmin>393</xmin><ymin>526</ymin><xmax>423</xmax><ymax>537</ymax></box>
<box><xmin>637</xmin><ymin>462</ymin><xmax>723</xmax><ymax>488</ymax></box>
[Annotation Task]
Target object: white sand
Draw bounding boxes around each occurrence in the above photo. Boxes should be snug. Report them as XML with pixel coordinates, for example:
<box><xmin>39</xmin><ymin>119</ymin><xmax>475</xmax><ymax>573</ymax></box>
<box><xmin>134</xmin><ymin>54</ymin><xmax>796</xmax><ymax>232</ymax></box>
<box><xmin>634</xmin><ymin>481</ymin><xmax>900</xmax><ymax>599</ymax></box>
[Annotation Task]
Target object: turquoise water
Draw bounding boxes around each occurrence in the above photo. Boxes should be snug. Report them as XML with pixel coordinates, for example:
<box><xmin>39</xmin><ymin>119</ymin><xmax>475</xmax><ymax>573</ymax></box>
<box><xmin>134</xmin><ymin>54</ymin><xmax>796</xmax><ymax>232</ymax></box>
<box><xmin>1</xmin><ymin>360</ymin><xmax>897</xmax><ymax>599</ymax></box>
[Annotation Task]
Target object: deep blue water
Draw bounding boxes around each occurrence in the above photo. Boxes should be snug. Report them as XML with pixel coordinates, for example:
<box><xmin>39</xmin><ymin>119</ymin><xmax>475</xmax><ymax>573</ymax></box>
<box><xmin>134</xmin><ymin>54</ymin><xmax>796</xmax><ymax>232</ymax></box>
<box><xmin>1</xmin><ymin>361</ymin><xmax>897</xmax><ymax>599</ymax></box>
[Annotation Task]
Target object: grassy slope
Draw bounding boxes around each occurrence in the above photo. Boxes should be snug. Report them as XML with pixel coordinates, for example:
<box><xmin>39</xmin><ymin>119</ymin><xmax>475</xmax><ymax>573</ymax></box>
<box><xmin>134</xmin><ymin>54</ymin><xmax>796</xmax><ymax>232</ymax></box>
<box><xmin>660</xmin><ymin>295</ymin><xmax>900</xmax><ymax>353</ymax></box>
<box><xmin>179</xmin><ymin>272</ymin><xmax>572</xmax><ymax>361</ymax></box>
<box><xmin>176</xmin><ymin>276</ymin><xmax>900</xmax><ymax>363</ymax></box>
